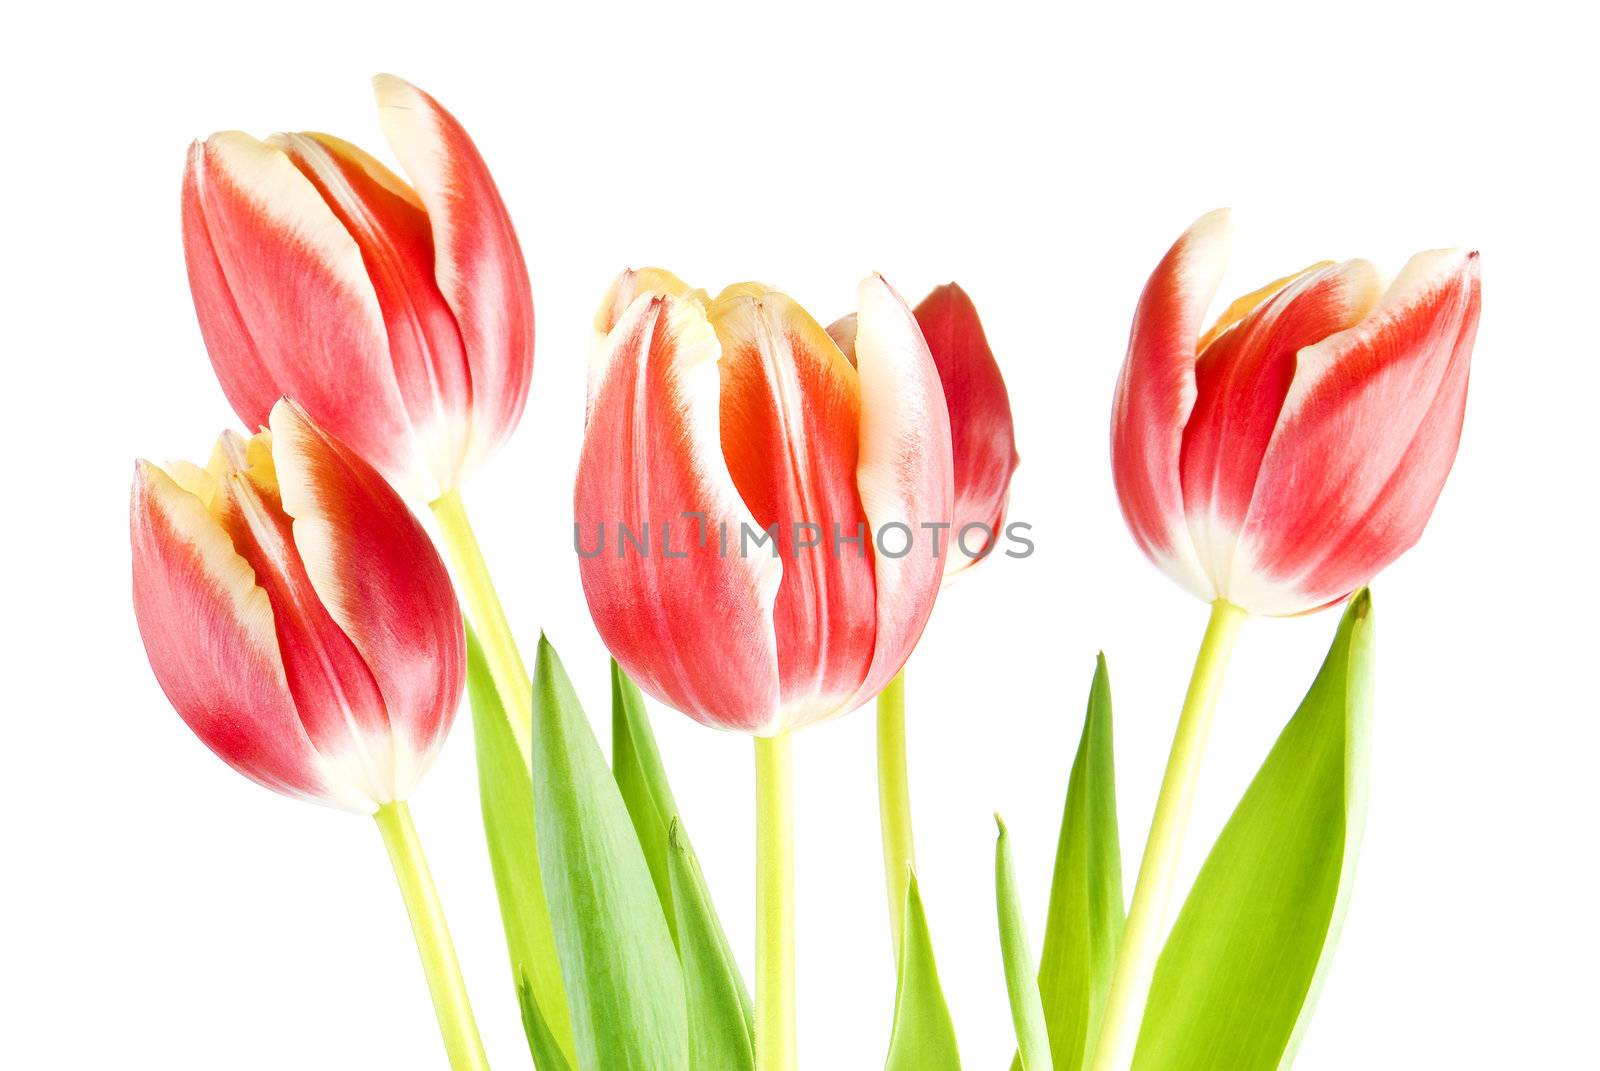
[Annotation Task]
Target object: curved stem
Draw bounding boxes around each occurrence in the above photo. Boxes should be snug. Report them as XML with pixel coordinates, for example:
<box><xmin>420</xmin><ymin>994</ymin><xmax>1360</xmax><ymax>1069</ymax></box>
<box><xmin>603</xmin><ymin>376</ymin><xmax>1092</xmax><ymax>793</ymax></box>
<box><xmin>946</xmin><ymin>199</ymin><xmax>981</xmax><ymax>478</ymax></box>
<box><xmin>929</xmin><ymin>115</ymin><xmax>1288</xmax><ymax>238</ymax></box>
<box><xmin>430</xmin><ymin>489</ymin><xmax>532</xmax><ymax>759</ymax></box>
<box><xmin>755</xmin><ymin>733</ymin><xmax>797</xmax><ymax>1071</ymax></box>
<box><xmin>876</xmin><ymin>667</ymin><xmax>915</xmax><ymax>961</ymax></box>
<box><xmin>1088</xmin><ymin>599</ymin><xmax>1247</xmax><ymax>1071</ymax></box>
<box><xmin>374</xmin><ymin>802</ymin><xmax>491</xmax><ymax>1071</ymax></box>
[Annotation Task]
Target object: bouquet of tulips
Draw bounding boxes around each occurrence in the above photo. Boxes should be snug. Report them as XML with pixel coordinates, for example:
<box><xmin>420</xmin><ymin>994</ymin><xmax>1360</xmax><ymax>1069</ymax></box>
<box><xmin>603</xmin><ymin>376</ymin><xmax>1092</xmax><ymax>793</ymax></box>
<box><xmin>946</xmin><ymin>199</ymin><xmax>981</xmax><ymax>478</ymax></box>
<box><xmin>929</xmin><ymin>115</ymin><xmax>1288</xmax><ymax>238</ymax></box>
<box><xmin>131</xmin><ymin>76</ymin><xmax>1480</xmax><ymax>1070</ymax></box>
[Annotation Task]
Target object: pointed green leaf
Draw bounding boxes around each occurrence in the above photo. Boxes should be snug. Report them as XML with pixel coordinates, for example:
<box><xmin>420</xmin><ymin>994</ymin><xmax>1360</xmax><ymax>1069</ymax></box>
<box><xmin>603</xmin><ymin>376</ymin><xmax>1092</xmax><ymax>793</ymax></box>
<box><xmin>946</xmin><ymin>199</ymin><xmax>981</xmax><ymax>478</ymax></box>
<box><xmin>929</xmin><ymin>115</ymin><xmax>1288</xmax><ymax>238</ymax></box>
<box><xmin>530</xmin><ymin>635</ymin><xmax>688</xmax><ymax>1070</ymax></box>
<box><xmin>517</xmin><ymin>974</ymin><xmax>574</xmax><ymax>1071</ymax></box>
<box><xmin>1032</xmin><ymin>654</ymin><xmax>1123</xmax><ymax>1071</ymax></box>
<box><xmin>666</xmin><ymin>819</ymin><xmax>757</xmax><ymax>1070</ymax></box>
<box><xmin>612</xmin><ymin>659</ymin><xmax>753</xmax><ymax>1066</ymax></box>
<box><xmin>612</xmin><ymin>660</ymin><xmax>681</xmax><ymax>945</ymax></box>
<box><xmin>1134</xmin><ymin>591</ymin><xmax>1375</xmax><ymax>1070</ymax></box>
<box><xmin>997</xmin><ymin>817</ymin><xmax>1054</xmax><ymax>1071</ymax></box>
<box><xmin>465</xmin><ymin>630</ymin><xmax>577</xmax><ymax>1066</ymax></box>
<box><xmin>884</xmin><ymin>871</ymin><xmax>962</xmax><ymax>1071</ymax></box>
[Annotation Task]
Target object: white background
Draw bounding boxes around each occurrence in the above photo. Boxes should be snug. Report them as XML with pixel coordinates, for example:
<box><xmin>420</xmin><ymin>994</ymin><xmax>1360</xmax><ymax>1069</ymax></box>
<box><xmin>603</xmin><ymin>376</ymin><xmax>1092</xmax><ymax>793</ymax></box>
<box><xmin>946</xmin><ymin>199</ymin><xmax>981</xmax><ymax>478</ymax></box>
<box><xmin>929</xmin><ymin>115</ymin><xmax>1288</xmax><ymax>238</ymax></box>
<box><xmin>4</xmin><ymin>1</ymin><xmax>1596</xmax><ymax>1067</ymax></box>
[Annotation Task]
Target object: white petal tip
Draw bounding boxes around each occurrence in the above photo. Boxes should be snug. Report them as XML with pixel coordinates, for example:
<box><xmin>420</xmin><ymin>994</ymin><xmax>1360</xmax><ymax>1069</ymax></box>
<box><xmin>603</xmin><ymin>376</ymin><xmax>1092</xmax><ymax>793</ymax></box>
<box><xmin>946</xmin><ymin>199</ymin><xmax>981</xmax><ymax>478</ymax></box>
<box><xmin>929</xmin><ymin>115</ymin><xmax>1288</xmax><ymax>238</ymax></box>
<box><xmin>371</xmin><ymin>72</ymin><xmax>415</xmax><ymax>103</ymax></box>
<box><xmin>1184</xmin><ymin>207</ymin><xmax>1233</xmax><ymax>250</ymax></box>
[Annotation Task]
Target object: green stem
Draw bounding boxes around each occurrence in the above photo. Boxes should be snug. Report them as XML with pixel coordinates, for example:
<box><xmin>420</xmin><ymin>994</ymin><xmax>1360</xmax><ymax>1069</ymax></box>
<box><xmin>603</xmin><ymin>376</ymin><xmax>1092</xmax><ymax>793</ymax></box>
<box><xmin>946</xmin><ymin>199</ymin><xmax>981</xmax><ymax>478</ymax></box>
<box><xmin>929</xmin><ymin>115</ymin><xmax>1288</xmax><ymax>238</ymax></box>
<box><xmin>1088</xmin><ymin>599</ymin><xmax>1247</xmax><ymax>1071</ymax></box>
<box><xmin>374</xmin><ymin>802</ymin><xmax>491</xmax><ymax>1071</ymax></box>
<box><xmin>430</xmin><ymin>489</ymin><xmax>531</xmax><ymax>759</ymax></box>
<box><xmin>876</xmin><ymin>667</ymin><xmax>915</xmax><ymax>961</ymax></box>
<box><xmin>755</xmin><ymin>733</ymin><xmax>797</xmax><ymax>1071</ymax></box>
<box><xmin>426</xmin><ymin>490</ymin><xmax>577</xmax><ymax>1065</ymax></box>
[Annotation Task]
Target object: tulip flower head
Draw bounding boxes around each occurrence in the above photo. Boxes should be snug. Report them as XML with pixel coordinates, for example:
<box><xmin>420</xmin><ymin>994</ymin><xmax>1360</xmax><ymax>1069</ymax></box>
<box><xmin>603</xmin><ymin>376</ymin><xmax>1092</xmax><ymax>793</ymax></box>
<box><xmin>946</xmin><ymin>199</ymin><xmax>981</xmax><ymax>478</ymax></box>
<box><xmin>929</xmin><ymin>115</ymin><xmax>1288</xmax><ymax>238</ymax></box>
<box><xmin>182</xmin><ymin>75</ymin><xmax>533</xmax><ymax>502</ymax></box>
<box><xmin>1112</xmin><ymin>210</ymin><xmax>1481</xmax><ymax>616</ymax></box>
<box><xmin>576</xmin><ymin>271</ymin><xmax>955</xmax><ymax>735</ymax></box>
<box><xmin>130</xmin><ymin>401</ymin><xmax>465</xmax><ymax>812</ymax></box>
<box><xmin>829</xmin><ymin>283</ymin><xmax>1018</xmax><ymax>581</ymax></box>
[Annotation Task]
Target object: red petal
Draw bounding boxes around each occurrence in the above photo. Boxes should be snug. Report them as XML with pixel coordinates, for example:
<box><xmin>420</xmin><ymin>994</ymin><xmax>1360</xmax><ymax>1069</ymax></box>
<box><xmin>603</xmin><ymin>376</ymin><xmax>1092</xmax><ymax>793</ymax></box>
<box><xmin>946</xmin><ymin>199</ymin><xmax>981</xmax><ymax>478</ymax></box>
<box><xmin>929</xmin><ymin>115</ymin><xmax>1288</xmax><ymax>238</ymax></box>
<box><xmin>207</xmin><ymin>432</ymin><xmax>397</xmax><ymax>804</ymax></box>
<box><xmin>130</xmin><ymin>462</ymin><xmax>366</xmax><ymax>810</ymax></box>
<box><xmin>181</xmin><ymin>146</ymin><xmax>275</xmax><ymax>431</ymax></box>
<box><xmin>914</xmin><ymin>283</ymin><xmax>1018</xmax><ymax>579</ymax></box>
<box><xmin>374</xmin><ymin>75</ymin><xmax>534</xmax><ymax>476</ymax></box>
<box><xmin>1235</xmin><ymin>250</ymin><xmax>1482</xmax><ymax>613</ymax></box>
<box><xmin>1179</xmin><ymin>260</ymin><xmax>1381</xmax><ymax>592</ymax></box>
<box><xmin>576</xmin><ymin>294</ymin><xmax>782</xmax><ymax>733</ymax></box>
<box><xmin>270</xmin><ymin>401</ymin><xmax>466</xmax><ymax>794</ymax></box>
<box><xmin>711</xmin><ymin>285</ymin><xmax>877</xmax><ymax>726</ymax></box>
<box><xmin>271</xmin><ymin>133</ymin><xmax>473</xmax><ymax>490</ymax></box>
<box><xmin>1110</xmin><ymin>210</ymin><xmax>1231</xmax><ymax>599</ymax></box>
<box><xmin>183</xmin><ymin>134</ymin><xmax>427</xmax><ymax>495</ymax></box>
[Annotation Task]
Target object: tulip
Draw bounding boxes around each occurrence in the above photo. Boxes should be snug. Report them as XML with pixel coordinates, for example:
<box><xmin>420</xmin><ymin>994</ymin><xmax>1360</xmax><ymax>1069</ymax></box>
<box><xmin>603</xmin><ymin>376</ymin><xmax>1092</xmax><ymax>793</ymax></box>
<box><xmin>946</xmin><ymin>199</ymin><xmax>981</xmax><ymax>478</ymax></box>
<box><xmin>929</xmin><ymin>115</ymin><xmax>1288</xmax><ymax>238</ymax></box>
<box><xmin>1111</xmin><ymin>208</ymin><xmax>1480</xmax><ymax>617</ymax></box>
<box><xmin>833</xmin><ymin>282</ymin><xmax>1021</xmax><ymax>956</ymax></box>
<box><xmin>577</xmin><ymin>269</ymin><xmax>954</xmax><ymax>1071</ymax></box>
<box><xmin>130</xmin><ymin>400</ymin><xmax>486</xmax><ymax>1070</ymax></box>
<box><xmin>579</xmin><ymin>270</ymin><xmax>954</xmax><ymax>735</ymax></box>
<box><xmin>182</xmin><ymin>75</ymin><xmax>532</xmax><ymax>504</ymax></box>
<box><xmin>1090</xmin><ymin>210</ymin><xmax>1480</xmax><ymax>1071</ymax></box>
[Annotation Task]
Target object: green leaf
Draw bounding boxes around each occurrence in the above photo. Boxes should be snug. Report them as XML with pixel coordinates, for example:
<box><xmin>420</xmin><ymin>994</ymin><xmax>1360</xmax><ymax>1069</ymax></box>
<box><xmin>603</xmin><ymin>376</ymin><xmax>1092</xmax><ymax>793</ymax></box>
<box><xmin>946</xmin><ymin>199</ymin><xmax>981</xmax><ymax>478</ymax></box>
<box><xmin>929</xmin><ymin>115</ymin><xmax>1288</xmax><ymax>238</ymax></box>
<box><xmin>997</xmin><ymin>817</ymin><xmax>1054</xmax><ymax>1071</ymax></box>
<box><xmin>612</xmin><ymin>659</ymin><xmax>753</xmax><ymax>1066</ymax></box>
<box><xmin>611</xmin><ymin>660</ymin><xmax>682</xmax><ymax>946</ymax></box>
<box><xmin>530</xmin><ymin>635</ymin><xmax>688</xmax><ymax>1070</ymax></box>
<box><xmin>517</xmin><ymin>974</ymin><xmax>574</xmax><ymax>1071</ymax></box>
<box><xmin>465</xmin><ymin>629</ymin><xmax>577</xmax><ymax>1066</ymax></box>
<box><xmin>1033</xmin><ymin>654</ymin><xmax>1124</xmax><ymax>1071</ymax></box>
<box><xmin>884</xmin><ymin>870</ymin><xmax>962</xmax><ymax>1071</ymax></box>
<box><xmin>1133</xmin><ymin>591</ymin><xmax>1376</xmax><ymax>1070</ymax></box>
<box><xmin>666</xmin><ymin>819</ymin><xmax>757</xmax><ymax>1070</ymax></box>
<box><xmin>612</xmin><ymin>660</ymin><xmax>754</xmax><ymax>1063</ymax></box>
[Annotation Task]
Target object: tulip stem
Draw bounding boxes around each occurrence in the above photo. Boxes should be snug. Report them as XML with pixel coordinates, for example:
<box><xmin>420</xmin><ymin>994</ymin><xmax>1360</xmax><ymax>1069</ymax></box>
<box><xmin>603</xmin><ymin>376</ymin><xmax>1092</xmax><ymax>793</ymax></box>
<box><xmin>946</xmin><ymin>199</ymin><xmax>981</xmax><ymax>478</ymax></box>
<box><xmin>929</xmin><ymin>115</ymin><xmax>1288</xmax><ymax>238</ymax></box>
<box><xmin>428</xmin><ymin>491</ymin><xmax>578</xmax><ymax>1065</ymax></box>
<box><xmin>429</xmin><ymin>489</ymin><xmax>532</xmax><ymax>758</ymax></box>
<box><xmin>755</xmin><ymin>732</ymin><xmax>797</xmax><ymax>1071</ymax></box>
<box><xmin>876</xmin><ymin>667</ymin><xmax>915</xmax><ymax>962</ymax></box>
<box><xmin>1088</xmin><ymin>599</ymin><xmax>1246</xmax><ymax>1071</ymax></box>
<box><xmin>374</xmin><ymin>801</ymin><xmax>491</xmax><ymax>1071</ymax></box>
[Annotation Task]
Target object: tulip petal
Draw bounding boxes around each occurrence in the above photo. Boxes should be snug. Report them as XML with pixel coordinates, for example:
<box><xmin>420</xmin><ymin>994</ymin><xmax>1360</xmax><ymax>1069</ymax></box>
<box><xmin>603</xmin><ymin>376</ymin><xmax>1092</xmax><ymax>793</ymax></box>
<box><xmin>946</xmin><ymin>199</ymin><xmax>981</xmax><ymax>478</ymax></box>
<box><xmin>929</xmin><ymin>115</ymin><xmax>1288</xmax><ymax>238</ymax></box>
<box><xmin>1194</xmin><ymin>261</ymin><xmax>1336</xmax><ymax>354</ymax></box>
<box><xmin>269</xmin><ymin>132</ymin><xmax>474</xmax><ymax>492</ymax></box>
<box><xmin>709</xmin><ymin>285</ymin><xmax>878</xmax><ymax>728</ymax></box>
<box><xmin>207</xmin><ymin>431</ymin><xmax>397</xmax><ymax>805</ymax></box>
<box><xmin>180</xmin><ymin>152</ymin><xmax>272</xmax><ymax>427</ymax></box>
<box><xmin>590</xmin><ymin>268</ymin><xmax>707</xmax><ymax>416</ymax></box>
<box><xmin>182</xmin><ymin>133</ymin><xmax>426</xmax><ymax>494</ymax></box>
<box><xmin>1110</xmin><ymin>210</ymin><xmax>1232</xmax><ymax>600</ymax></box>
<box><xmin>846</xmin><ymin>274</ymin><xmax>955</xmax><ymax>710</ymax></box>
<box><xmin>270</xmin><ymin>401</ymin><xmax>466</xmax><ymax>796</ymax></box>
<box><xmin>914</xmin><ymin>284</ymin><xmax>1019</xmax><ymax>578</ymax></box>
<box><xmin>1234</xmin><ymin>250</ymin><xmax>1482</xmax><ymax>613</ymax></box>
<box><xmin>823</xmin><ymin>313</ymin><xmax>858</xmax><ymax>367</ymax></box>
<box><xmin>1179</xmin><ymin>260</ymin><xmax>1383</xmax><ymax>597</ymax></box>
<box><xmin>595</xmin><ymin>268</ymin><xmax>705</xmax><ymax>338</ymax></box>
<box><xmin>373</xmin><ymin>74</ymin><xmax>534</xmax><ymax>476</ymax></box>
<box><xmin>130</xmin><ymin>463</ymin><xmax>369</xmax><ymax>811</ymax></box>
<box><xmin>576</xmin><ymin>294</ymin><xmax>782</xmax><ymax>733</ymax></box>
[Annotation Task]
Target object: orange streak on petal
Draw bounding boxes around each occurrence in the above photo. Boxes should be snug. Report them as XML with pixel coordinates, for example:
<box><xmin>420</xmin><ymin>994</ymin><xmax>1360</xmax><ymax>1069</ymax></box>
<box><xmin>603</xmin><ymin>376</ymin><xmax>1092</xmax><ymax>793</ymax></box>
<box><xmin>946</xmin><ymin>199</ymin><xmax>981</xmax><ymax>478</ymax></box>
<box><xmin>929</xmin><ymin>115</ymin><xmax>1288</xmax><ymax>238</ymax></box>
<box><xmin>710</xmin><ymin>286</ymin><xmax>876</xmax><ymax>724</ymax></box>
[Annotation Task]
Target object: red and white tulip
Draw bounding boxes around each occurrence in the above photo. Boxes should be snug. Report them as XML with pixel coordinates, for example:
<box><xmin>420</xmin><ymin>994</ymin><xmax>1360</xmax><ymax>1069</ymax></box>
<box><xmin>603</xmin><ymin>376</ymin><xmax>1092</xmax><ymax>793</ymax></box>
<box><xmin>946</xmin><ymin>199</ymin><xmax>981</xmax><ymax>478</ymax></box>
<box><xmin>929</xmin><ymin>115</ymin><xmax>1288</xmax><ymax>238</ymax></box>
<box><xmin>130</xmin><ymin>401</ymin><xmax>465</xmax><ymax>812</ymax></box>
<box><xmin>181</xmin><ymin>75</ymin><xmax>532</xmax><ymax>502</ymax></box>
<box><xmin>1111</xmin><ymin>210</ymin><xmax>1481</xmax><ymax>615</ymax></box>
<box><xmin>576</xmin><ymin>271</ymin><xmax>954</xmax><ymax>734</ymax></box>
